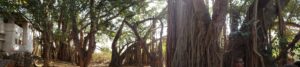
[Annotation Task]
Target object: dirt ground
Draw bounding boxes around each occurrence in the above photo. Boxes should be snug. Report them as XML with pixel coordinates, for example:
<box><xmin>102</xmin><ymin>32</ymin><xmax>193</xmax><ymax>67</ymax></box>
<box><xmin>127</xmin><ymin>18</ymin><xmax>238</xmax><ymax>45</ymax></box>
<box><xmin>48</xmin><ymin>61</ymin><xmax>154</xmax><ymax>67</ymax></box>
<box><xmin>48</xmin><ymin>61</ymin><xmax>109</xmax><ymax>67</ymax></box>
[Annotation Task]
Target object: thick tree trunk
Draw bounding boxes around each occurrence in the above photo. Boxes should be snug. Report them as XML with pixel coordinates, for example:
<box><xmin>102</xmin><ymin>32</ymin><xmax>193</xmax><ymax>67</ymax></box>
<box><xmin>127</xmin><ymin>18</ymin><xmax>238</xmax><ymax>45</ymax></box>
<box><xmin>109</xmin><ymin>22</ymin><xmax>124</xmax><ymax>67</ymax></box>
<box><xmin>57</xmin><ymin>18</ymin><xmax>72</xmax><ymax>62</ymax></box>
<box><xmin>82</xmin><ymin>0</ymin><xmax>97</xmax><ymax>67</ymax></box>
<box><xmin>41</xmin><ymin>21</ymin><xmax>53</xmax><ymax>67</ymax></box>
<box><xmin>41</xmin><ymin>38</ymin><xmax>50</xmax><ymax>67</ymax></box>
<box><xmin>70</xmin><ymin>4</ymin><xmax>84</xmax><ymax>66</ymax></box>
<box><xmin>166</xmin><ymin>0</ymin><xmax>177</xmax><ymax>66</ymax></box>
<box><xmin>224</xmin><ymin>0</ymin><xmax>291</xmax><ymax>67</ymax></box>
<box><xmin>167</xmin><ymin>0</ymin><xmax>228</xmax><ymax>67</ymax></box>
<box><xmin>42</xmin><ymin>31</ymin><xmax>53</xmax><ymax>66</ymax></box>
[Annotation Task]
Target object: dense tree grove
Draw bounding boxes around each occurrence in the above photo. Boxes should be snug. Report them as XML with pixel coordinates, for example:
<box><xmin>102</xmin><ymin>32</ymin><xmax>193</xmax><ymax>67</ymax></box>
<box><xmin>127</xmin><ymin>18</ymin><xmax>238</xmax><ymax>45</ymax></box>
<box><xmin>0</xmin><ymin>0</ymin><xmax>165</xmax><ymax>67</ymax></box>
<box><xmin>1</xmin><ymin>0</ymin><xmax>300</xmax><ymax>67</ymax></box>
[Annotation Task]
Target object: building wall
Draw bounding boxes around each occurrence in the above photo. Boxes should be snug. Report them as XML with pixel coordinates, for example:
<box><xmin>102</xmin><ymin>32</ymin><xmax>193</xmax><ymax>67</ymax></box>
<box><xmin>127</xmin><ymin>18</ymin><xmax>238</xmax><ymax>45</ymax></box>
<box><xmin>0</xmin><ymin>17</ymin><xmax>5</xmax><ymax>50</ymax></box>
<box><xmin>0</xmin><ymin>18</ymin><xmax>4</xmax><ymax>33</ymax></box>
<box><xmin>0</xmin><ymin>16</ymin><xmax>33</xmax><ymax>54</ymax></box>
<box><xmin>3</xmin><ymin>22</ymin><xmax>23</xmax><ymax>53</ymax></box>
<box><xmin>19</xmin><ymin>23</ymin><xmax>33</xmax><ymax>53</ymax></box>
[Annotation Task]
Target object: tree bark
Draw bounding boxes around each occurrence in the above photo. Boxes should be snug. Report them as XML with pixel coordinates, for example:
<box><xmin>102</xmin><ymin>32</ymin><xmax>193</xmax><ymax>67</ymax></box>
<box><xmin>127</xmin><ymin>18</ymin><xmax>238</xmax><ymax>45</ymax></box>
<box><xmin>166</xmin><ymin>0</ymin><xmax>177</xmax><ymax>66</ymax></box>
<box><xmin>109</xmin><ymin>21</ymin><xmax>125</xmax><ymax>67</ymax></box>
<box><xmin>167</xmin><ymin>0</ymin><xmax>228</xmax><ymax>67</ymax></box>
<box><xmin>224</xmin><ymin>0</ymin><xmax>291</xmax><ymax>67</ymax></box>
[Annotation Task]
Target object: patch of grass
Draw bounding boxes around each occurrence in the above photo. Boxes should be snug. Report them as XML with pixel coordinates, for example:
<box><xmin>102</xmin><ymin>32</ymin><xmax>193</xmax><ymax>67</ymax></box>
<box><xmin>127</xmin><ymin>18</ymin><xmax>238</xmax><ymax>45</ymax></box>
<box><xmin>92</xmin><ymin>50</ymin><xmax>111</xmax><ymax>64</ymax></box>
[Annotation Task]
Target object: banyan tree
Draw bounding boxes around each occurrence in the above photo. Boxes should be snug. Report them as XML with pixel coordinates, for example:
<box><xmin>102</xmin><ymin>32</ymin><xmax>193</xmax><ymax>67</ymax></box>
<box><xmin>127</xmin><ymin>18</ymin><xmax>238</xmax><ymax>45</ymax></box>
<box><xmin>167</xmin><ymin>0</ymin><xmax>228</xmax><ymax>67</ymax></box>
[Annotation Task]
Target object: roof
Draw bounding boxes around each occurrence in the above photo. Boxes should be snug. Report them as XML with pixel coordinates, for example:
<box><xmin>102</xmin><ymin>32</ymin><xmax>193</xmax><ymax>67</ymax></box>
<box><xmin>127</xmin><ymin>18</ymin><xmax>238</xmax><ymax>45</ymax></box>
<box><xmin>0</xmin><ymin>12</ymin><xmax>29</xmax><ymax>27</ymax></box>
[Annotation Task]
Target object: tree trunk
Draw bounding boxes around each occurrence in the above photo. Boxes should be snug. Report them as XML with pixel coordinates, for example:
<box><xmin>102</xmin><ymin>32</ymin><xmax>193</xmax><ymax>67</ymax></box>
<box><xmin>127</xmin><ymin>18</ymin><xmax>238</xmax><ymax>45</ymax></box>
<box><xmin>224</xmin><ymin>0</ymin><xmax>291</xmax><ymax>67</ymax></box>
<box><xmin>109</xmin><ymin>22</ymin><xmax>125</xmax><ymax>67</ymax></box>
<box><xmin>166</xmin><ymin>0</ymin><xmax>177</xmax><ymax>66</ymax></box>
<box><xmin>167</xmin><ymin>0</ymin><xmax>228</xmax><ymax>67</ymax></box>
<box><xmin>41</xmin><ymin>21</ymin><xmax>53</xmax><ymax>67</ymax></box>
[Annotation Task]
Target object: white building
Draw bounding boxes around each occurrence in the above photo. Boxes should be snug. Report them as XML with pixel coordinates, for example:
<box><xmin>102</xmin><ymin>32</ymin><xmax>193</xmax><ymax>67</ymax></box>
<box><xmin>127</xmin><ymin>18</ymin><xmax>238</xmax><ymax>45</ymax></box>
<box><xmin>0</xmin><ymin>13</ymin><xmax>33</xmax><ymax>54</ymax></box>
